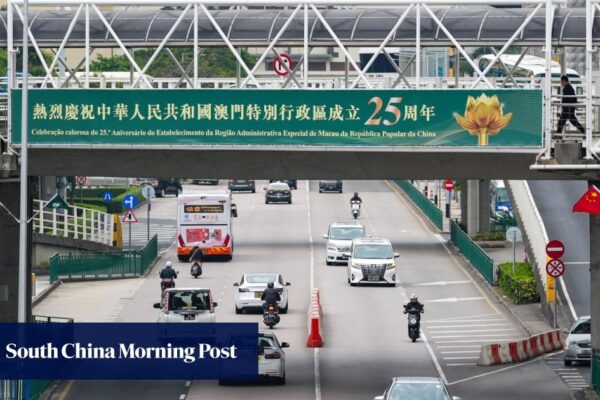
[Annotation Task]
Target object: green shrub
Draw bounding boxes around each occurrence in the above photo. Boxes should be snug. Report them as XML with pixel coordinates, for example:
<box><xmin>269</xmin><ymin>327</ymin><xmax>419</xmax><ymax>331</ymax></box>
<box><xmin>497</xmin><ymin>262</ymin><xmax>540</xmax><ymax>304</ymax></box>
<box><xmin>75</xmin><ymin>202</ymin><xmax>108</xmax><ymax>213</ymax></box>
<box><xmin>472</xmin><ymin>231</ymin><xmax>506</xmax><ymax>241</ymax></box>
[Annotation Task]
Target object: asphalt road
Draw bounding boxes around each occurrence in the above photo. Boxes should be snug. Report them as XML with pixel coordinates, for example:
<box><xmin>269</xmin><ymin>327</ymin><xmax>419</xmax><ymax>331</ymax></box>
<box><xmin>528</xmin><ymin>180</ymin><xmax>590</xmax><ymax>319</ymax></box>
<box><xmin>47</xmin><ymin>180</ymin><xmax>571</xmax><ymax>400</ymax></box>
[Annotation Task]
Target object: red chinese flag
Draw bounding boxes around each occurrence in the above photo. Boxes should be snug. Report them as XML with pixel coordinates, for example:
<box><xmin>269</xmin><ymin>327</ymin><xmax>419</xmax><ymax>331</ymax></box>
<box><xmin>572</xmin><ymin>185</ymin><xmax>600</xmax><ymax>214</ymax></box>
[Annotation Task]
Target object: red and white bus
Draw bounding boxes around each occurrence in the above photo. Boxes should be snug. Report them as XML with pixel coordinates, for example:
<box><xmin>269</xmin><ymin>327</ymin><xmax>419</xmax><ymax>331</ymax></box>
<box><xmin>176</xmin><ymin>192</ymin><xmax>236</xmax><ymax>261</ymax></box>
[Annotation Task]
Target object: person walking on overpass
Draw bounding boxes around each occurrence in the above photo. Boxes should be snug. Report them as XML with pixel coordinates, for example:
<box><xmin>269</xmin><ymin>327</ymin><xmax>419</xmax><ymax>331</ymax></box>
<box><xmin>557</xmin><ymin>75</ymin><xmax>585</xmax><ymax>134</ymax></box>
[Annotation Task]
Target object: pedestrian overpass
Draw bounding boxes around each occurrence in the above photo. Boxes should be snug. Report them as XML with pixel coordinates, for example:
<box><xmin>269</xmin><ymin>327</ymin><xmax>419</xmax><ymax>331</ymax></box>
<box><xmin>0</xmin><ymin>0</ymin><xmax>600</xmax><ymax>180</ymax></box>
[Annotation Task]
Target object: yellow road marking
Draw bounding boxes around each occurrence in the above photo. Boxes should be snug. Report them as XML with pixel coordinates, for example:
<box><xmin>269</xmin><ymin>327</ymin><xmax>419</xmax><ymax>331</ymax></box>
<box><xmin>58</xmin><ymin>380</ymin><xmax>74</xmax><ymax>400</ymax></box>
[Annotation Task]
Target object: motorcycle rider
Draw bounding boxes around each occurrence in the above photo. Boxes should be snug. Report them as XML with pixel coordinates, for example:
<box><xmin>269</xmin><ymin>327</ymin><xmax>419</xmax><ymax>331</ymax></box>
<box><xmin>189</xmin><ymin>247</ymin><xmax>203</xmax><ymax>277</ymax></box>
<box><xmin>261</xmin><ymin>282</ymin><xmax>281</xmax><ymax>314</ymax></box>
<box><xmin>159</xmin><ymin>261</ymin><xmax>177</xmax><ymax>290</ymax></box>
<box><xmin>403</xmin><ymin>294</ymin><xmax>424</xmax><ymax>322</ymax></box>
<box><xmin>350</xmin><ymin>192</ymin><xmax>363</xmax><ymax>205</ymax></box>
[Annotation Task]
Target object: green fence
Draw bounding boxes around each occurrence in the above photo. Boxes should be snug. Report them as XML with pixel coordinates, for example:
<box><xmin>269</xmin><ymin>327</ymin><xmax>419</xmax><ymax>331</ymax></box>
<box><xmin>49</xmin><ymin>235</ymin><xmax>158</xmax><ymax>283</ymax></box>
<box><xmin>1</xmin><ymin>380</ymin><xmax>53</xmax><ymax>400</ymax></box>
<box><xmin>393</xmin><ymin>180</ymin><xmax>443</xmax><ymax>230</ymax></box>
<box><xmin>450</xmin><ymin>220</ymin><xmax>495</xmax><ymax>284</ymax></box>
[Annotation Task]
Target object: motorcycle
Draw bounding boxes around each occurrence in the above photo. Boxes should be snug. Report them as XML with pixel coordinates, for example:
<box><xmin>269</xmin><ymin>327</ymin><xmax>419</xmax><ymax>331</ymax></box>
<box><xmin>190</xmin><ymin>261</ymin><xmax>202</xmax><ymax>279</ymax></box>
<box><xmin>263</xmin><ymin>303</ymin><xmax>280</xmax><ymax>329</ymax></box>
<box><xmin>351</xmin><ymin>201</ymin><xmax>361</xmax><ymax>219</ymax></box>
<box><xmin>405</xmin><ymin>307</ymin><xmax>421</xmax><ymax>342</ymax></box>
<box><xmin>160</xmin><ymin>278</ymin><xmax>175</xmax><ymax>293</ymax></box>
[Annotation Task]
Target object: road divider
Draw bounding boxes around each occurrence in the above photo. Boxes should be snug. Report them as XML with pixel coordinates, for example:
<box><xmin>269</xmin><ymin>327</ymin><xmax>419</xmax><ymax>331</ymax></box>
<box><xmin>307</xmin><ymin>288</ymin><xmax>324</xmax><ymax>348</ymax></box>
<box><xmin>478</xmin><ymin>329</ymin><xmax>562</xmax><ymax>365</ymax></box>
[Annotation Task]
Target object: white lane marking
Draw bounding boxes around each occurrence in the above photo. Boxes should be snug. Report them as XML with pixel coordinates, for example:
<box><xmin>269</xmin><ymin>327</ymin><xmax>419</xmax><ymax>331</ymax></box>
<box><xmin>565</xmin><ymin>261</ymin><xmax>589</xmax><ymax>265</ymax></box>
<box><xmin>430</xmin><ymin>328</ymin><xmax>516</xmax><ymax>334</ymax></box>
<box><xmin>426</xmin><ymin>323</ymin><xmax>511</xmax><ymax>329</ymax></box>
<box><xmin>437</xmin><ymin>345</ymin><xmax>482</xmax><ymax>349</ymax></box>
<box><xmin>425</xmin><ymin>313</ymin><xmax>498</xmax><ymax>322</ymax></box>
<box><xmin>434</xmin><ymin>338</ymin><xmax>523</xmax><ymax>344</ymax></box>
<box><xmin>431</xmin><ymin>333</ymin><xmax>518</xmax><ymax>339</ymax></box>
<box><xmin>421</xmin><ymin>331</ymin><xmax>449</xmax><ymax>386</ymax></box>
<box><xmin>447</xmin><ymin>350</ymin><xmax>563</xmax><ymax>386</ymax></box>
<box><xmin>184</xmin><ymin>381</ymin><xmax>191</xmax><ymax>387</ymax></box>
<box><xmin>306</xmin><ymin>181</ymin><xmax>321</xmax><ymax>400</ymax></box>
<box><xmin>446</xmin><ymin>363</ymin><xmax>477</xmax><ymax>367</ymax></box>
<box><xmin>426</xmin><ymin>297</ymin><xmax>485</xmax><ymax>303</ymax></box>
<box><xmin>443</xmin><ymin>356</ymin><xmax>480</xmax><ymax>360</ymax></box>
<box><xmin>440</xmin><ymin>351</ymin><xmax>481</xmax><ymax>354</ymax></box>
<box><xmin>414</xmin><ymin>280</ymin><xmax>471</xmax><ymax>286</ymax></box>
<box><xmin>179</xmin><ymin>395</ymin><xmax>186</xmax><ymax>400</ymax></box>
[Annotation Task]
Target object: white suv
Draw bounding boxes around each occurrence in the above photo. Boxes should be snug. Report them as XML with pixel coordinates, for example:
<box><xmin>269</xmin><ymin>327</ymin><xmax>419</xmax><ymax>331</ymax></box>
<box><xmin>347</xmin><ymin>238</ymin><xmax>398</xmax><ymax>286</ymax></box>
<box><xmin>323</xmin><ymin>222</ymin><xmax>366</xmax><ymax>265</ymax></box>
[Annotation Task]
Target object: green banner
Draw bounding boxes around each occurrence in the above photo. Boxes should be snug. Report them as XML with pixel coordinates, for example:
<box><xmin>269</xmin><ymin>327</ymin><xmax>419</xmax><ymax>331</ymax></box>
<box><xmin>11</xmin><ymin>89</ymin><xmax>542</xmax><ymax>148</ymax></box>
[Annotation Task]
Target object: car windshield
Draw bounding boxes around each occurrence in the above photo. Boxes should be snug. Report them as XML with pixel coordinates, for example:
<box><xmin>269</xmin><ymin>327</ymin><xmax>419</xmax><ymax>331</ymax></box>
<box><xmin>387</xmin><ymin>383</ymin><xmax>448</xmax><ymax>400</ymax></box>
<box><xmin>572</xmin><ymin>321</ymin><xmax>591</xmax><ymax>334</ymax></box>
<box><xmin>330</xmin><ymin>227</ymin><xmax>365</xmax><ymax>240</ymax></box>
<box><xmin>258</xmin><ymin>336</ymin><xmax>276</xmax><ymax>354</ymax></box>
<box><xmin>168</xmin><ymin>290</ymin><xmax>210</xmax><ymax>311</ymax></box>
<box><xmin>353</xmin><ymin>244</ymin><xmax>393</xmax><ymax>259</ymax></box>
<box><xmin>269</xmin><ymin>184</ymin><xmax>289</xmax><ymax>191</ymax></box>
<box><xmin>245</xmin><ymin>274</ymin><xmax>278</xmax><ymax>284</ymax></box>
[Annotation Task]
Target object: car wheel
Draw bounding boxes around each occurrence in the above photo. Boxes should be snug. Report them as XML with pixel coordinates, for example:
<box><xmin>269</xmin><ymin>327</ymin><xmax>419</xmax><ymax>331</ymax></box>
<box><xmin>288</xmin><ymin>200</ymin><xmax>292</xmax><ymax>204</ymax></box>
<box><xmin>235</xmin><ymin>306</ymin><xmax>243</xmax><ymax>315</ymax></box>
<box><xmin>319</xmin><ymin>189</ymin><xmax>323</xmax><ymax>193</ymax></box>
<box><xmin>177</xmin><ymin>255</ymin><xmax>189</xmax><ymax>262</ymax></box>
<box><xmin>218</xmin><ymin>380</ymin><xmax>228</xmax><ymax>386</ymax></box>
<box><xmin>564</xmin><ymin>359</ymin><xmax>573</xmax><ymax>367</ymax></box>
<box><xmin>252</xmin><ymin>189</ymin><xmax>256</xmax><ymax>193</ymax></box>
<box><xmin>265</xmin><ymin>200</ymin><xmax>269</xmax><ymax>204</ymax></box>
<box><xmin>280</xmin><ymin>303</ymin><xmax>288</xmax><ymax>314</ymax></box>
<box><xmin>156</xmin><ymin>190</ymin><xmax>163</xmax><ymax>198</ymax></box>
<box><xmin>326</xmin><ymin>261</ymin><xmax>332</xmax><ymax>266</ymax></box>
<box><xmin>277</xmin><ymin>374</ymin><xmax>286</xmax><ymax>385</ymax></box>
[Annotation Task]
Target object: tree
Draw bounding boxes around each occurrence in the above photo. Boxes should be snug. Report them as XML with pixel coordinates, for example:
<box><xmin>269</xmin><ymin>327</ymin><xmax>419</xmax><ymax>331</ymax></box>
<box><xmin>90</xmin><ymin>54</ymin><xmax>131</xmax><ymax>72</ymax></box>
<box><xmin>0</xmin><ymin>48</ymin><xmax>54</xmax><ymax>77</ymax></box>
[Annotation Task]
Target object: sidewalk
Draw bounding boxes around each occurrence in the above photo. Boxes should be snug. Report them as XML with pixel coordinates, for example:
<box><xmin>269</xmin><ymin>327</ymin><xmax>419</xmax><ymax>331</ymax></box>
<box><xmin>32</xmin><ymin>274</ymin><xmax>51</xmax><ymax>299</ymax></box>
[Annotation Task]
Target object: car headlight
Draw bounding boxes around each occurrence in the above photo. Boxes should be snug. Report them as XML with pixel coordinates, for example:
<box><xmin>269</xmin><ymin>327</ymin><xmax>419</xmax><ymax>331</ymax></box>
<box><xmin>386</xmin><ymin>263</ymin><xmax>395</xmax><ymax>270</ymax></box>
<box><xmin>351</xmin><ymin>263</ymin><xmax>362</xmax><ymax>270</ymax></box>
<box><xmin>567</xmin><ymin>341</ymin><xmax>579</xmax><ymax>350</ymax></box>
<box><xmin>327</xmin><ymin>246</ymin><xmax>337</xmax><ymax>252</ymax></box>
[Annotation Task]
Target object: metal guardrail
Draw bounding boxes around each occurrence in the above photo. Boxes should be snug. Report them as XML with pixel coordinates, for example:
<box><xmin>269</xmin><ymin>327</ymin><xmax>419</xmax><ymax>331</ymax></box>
<box><xmin>33</xmin><ymin>199</ymin><xmax>114</xmax><ymax>246</ymax></box>
<box><xmin>0</xmin><ymin>380</ymin><xmax>52</xmax><ymax>400</ymax></box>
<box><xmin>450</xmin><ymin>220</ymin><xmax>495</xmax><ymax>284</ymax></box>
<box><xmin>393</xmin><ymin>180</ymin><xmax>443</xmax><ymax>230</ymax></box>
<box><xmin>49</xmin><ymin>234</ymin><xmax>157</xmax><ymax>283</ymax></box>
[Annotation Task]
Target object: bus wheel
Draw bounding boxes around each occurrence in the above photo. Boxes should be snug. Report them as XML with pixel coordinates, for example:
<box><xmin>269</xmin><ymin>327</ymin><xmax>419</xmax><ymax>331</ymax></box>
<box><xmin>177</xmin><ymin>255</ymin><xmax>189</xmax><ymax>262</ymax></box>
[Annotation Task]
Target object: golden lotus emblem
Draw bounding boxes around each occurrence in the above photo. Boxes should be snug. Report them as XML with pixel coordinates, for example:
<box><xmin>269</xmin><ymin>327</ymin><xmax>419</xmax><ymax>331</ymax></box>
<box><xmin>454</xmin><ymin>94</ymin><xmax>513</xmax><ymax>146</ymax></box>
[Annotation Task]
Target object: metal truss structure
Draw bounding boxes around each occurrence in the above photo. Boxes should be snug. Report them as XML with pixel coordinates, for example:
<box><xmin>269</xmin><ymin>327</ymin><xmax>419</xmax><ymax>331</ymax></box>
<box><xmin>1</xmin><ymin>0</ymin><xmax>600</xmax><ymax>167</ymax></box>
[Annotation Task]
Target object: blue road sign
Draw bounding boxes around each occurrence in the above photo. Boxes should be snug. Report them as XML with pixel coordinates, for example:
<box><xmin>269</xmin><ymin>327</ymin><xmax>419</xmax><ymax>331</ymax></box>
<box><xmin>103</xmin><ymin>192</ymin><xmax>113</xmax><ymax>202</ymax></box>
<box><xmin>122</xmin><ymin>194</ymin><xmax>138</xmax><ymax>210</ymax></box>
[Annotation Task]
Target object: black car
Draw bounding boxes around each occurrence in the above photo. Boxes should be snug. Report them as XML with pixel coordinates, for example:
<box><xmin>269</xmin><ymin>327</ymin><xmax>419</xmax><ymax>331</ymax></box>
<box><xmin>192</xmin><ymin>179</ymin><xmax>219</xmax><ymax>185</ymax></box>
<box><xmin>319</xmin><ymin>180</ymin><xmax>343</xmax><ymax>193</ymax></box>
<box><xmin>228</xmin><ymin>179</ymin><xmax>256</xmax><ymax>193</ymax></box>
<box><xmin>269</xmin><ymin>180</ymin><xmax>297</xmax><ymax>190</ymax></box>
<box><xmin>265</xmin><ymin>182</ymin><xmax>292</xmax><ymax>204</ymax></box>
<box><xmin>154</xmin><ymin>179</ymin><xmax>182</xmax><ymax>197</ymax></box>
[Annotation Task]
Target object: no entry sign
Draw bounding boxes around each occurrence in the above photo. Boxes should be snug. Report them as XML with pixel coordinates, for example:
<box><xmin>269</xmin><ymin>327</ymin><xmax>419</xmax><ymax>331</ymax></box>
<box><xmin>445</xmin><ymin>180</ymin><xmax>454</xmax><ymax>191</ymax></box>
<box><xmin>546</xmin><ymin>240</ymin><xmax>565</xmax><ymax>259</ymax></box>
<box><xmin>546</xmin><ymin>259</ymin><xmax>566</xmax><ymax>278</ymax></box>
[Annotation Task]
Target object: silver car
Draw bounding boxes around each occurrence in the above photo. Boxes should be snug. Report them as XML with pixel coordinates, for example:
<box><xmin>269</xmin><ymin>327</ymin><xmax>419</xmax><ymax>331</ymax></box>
<box><xmin>374</xmin><ymin>377</ymin><xmax>461</xmax><ymax>400</ymax></box>
<box><xmin>564</xmin><ymin>316</ymin><xmax>591</xmax><ymax>366</ymax></box>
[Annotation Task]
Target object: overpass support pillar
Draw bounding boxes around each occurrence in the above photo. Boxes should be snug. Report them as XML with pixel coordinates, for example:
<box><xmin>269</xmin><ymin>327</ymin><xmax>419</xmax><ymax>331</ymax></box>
<box><xmin>591</xmin><ymin>184</ymin><xmax>600</xmax><ymax>393</ymax></box>
<box><xmin>0</xmin><ymin>178</ymin><xmax>32</xmax><ymax>322</ymax></box>
<box><xmin>464</xmin><ymin>180</ymin><xmax>490</xmax><ymax>236</ymax></box>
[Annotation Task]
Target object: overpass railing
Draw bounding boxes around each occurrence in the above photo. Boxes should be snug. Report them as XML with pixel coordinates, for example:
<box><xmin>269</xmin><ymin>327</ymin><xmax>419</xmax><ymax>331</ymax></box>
<box><xmin>49</xmin><ymin>234</ymin><xmax>157</xmax><ymax>283</ymax></box>
<box><xmin>33</xmin><ymin>199</ymin><xmax>114</xmax><ymax>246</ymax></box>
<box><xmin>505</xmin><ymin>181</ymin><xmax>548</xmax><ymax>294</ymax></box>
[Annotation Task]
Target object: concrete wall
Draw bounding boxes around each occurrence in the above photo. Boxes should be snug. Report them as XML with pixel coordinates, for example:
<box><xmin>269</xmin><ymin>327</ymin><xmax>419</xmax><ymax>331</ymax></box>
<box><xmin>32</xmin><ymin>233</ymin><xmax>115</xmax><ymax>269</ymax></box>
